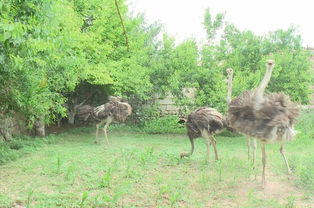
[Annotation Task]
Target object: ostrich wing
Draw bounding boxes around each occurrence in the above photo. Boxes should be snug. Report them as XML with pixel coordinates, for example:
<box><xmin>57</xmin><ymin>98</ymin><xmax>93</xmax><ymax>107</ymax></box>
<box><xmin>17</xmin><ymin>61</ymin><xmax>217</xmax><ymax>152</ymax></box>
<box><xmin>259</xmin><ymin>93</ymin><xmax>299</xmax><ymax>127</ymax></box>
<box><xmin>187</xmin><ymin>107</ymin><xmax>224</xmax><ymax>135</ymax></box>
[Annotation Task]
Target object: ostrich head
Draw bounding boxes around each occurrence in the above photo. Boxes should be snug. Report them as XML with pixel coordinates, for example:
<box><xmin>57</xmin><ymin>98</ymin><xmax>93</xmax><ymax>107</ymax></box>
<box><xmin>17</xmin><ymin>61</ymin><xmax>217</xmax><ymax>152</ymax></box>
<box><xmin>226</xmin><ymin>68</ymin><xmax>233</xmax><ymax>75</ymax></box>
<box><xmin>178</xmin><ymin>116</ymin><xmax>187</xmax><ymax>126</ymax></box>
<box><xmin>266</xmin><ymin>59</ymin><xmax>275</xmax><ymax>69</ymax></box>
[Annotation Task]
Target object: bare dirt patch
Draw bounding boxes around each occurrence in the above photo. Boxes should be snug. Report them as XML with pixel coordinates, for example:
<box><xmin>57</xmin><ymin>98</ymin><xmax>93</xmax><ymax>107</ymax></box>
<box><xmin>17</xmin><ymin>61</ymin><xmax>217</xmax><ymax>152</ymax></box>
<box><xmin>235</xmin><ymin>170</ymin><xmax>312</xmax><ymax>207</ymax></box>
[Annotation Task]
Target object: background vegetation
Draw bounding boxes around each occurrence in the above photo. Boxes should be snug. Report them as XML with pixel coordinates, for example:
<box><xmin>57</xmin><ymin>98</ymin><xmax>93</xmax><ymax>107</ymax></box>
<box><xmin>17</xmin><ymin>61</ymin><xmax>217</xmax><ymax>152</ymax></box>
<box><xmin>1</xmin><ymin>0</ymin><xmax>313</xmax><ymax>139</ymax></box>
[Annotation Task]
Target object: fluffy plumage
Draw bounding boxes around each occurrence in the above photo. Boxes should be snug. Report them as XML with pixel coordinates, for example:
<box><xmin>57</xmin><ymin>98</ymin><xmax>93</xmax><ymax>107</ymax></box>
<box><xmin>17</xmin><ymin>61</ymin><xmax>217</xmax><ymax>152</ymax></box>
<box><xmin>228</xmin><ymin>91</ymin><xmax>299</xmax><ymax>142</ymax></box>
<box><xmin>92</xmin><ymin>97</ymin><xmax>132</xmax><ymax>145</ymax></box>
<box><xmin>94</xmin><ymin>101</ymin><xmax>132</xmax><ymax>123</ymax></box>
<box><xmin>180</xmin><ymin>107</ymin><xmax>225</xmax><ymax>160</ymax></box>
<box><xmin>186</xmin><ymin>107</ymin><xmax>225</xmax><ymax>139</ymax></box>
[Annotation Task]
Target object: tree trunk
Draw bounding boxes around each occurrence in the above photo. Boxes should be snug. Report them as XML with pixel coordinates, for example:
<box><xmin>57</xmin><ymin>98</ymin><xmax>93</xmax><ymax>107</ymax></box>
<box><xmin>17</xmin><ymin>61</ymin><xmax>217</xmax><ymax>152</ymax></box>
<box><xmin>68</xmin><ymin>113</ymin><xmax>76</xmax><ymax>125</ymax></box>
<box><xmin>34</xmin><ymin>117</ymin><xmax>45</xmax><ymax>137</ymax></box>
<box><xmin>0</xmin><ymin>115</ymin><xmax>13</xmax><ymax>141</ymax></box>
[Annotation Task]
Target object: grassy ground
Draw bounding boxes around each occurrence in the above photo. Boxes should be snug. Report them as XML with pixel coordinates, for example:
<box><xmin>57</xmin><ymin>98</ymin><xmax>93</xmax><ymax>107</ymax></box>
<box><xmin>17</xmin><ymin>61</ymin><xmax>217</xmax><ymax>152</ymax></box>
<box><xmin>0</xmin><ymin>110</ymin><xmax>313</xmax><ymax>208</ymax></box>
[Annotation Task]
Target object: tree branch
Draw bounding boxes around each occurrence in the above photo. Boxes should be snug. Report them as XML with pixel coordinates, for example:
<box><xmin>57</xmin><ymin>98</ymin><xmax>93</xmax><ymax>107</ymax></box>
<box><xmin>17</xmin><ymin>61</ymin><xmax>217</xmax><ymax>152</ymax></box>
<box><xmin>114</xmin><ymin>0</ymin><xmax>129</xmax><ymax>51</ymax></box>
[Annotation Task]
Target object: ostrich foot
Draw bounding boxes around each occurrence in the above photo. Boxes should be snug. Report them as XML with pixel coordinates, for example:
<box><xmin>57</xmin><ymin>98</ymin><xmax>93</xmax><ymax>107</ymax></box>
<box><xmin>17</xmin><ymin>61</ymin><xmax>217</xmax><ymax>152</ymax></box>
<box><xmin>180</xmin><ymin>152</ymin><xmax>191</xmax><ymax>159</ymax></box>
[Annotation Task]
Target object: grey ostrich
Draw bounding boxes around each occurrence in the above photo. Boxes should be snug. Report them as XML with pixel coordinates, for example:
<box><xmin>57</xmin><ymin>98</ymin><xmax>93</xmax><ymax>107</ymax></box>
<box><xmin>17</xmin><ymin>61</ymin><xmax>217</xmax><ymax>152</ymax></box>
<box><xmin>228</xmin><ymin>60</ymin><xmax>299</xmax><ymax>186</ymax></box>
<box><xmin>226</xmin><ymin>68</ymin><xmax>257</xmax><ymax>166</ymax></box>
<box><xmin>180</xmin><ymin>107</ymin><xmax>226</xmax><ymax>161</ymax></box>
<box><xmin>93</xmin><ymin>96</ymin><xmax>132</xmax><ymax>145</ymax></box>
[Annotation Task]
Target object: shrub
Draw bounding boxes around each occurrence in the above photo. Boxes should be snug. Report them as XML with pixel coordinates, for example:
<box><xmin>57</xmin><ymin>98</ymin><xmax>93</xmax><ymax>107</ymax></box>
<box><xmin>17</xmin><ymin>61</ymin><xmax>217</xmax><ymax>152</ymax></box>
<box><xmin>141</xmin><ymin>115</ymin><xmax>185</xmax><ymax>134</ymax></box>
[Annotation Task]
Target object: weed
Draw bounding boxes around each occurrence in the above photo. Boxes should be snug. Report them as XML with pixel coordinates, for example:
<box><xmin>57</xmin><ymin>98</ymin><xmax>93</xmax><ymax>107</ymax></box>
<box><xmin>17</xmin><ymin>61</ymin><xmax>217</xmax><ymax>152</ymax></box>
<box><xmin>56</xmin><ymin>156</ymin><xmax>62</xmax><ymax>174</ymax></box>
<box><xmin>79</xmin><ymin>191</ymin><xmax>88</xmax><ymax>208</ymax></box>
<box><xmin>285</xmin><ymin>195</ymin><xmax>296</xmax><ymax>208</ymax></box>
<box><xmin>103</xmin><ymin>191</ymin><xmax>122</xmax><ymax>208</ymax></box>
<box><xmin>26</xmin><ymin>189</ymin><xmax>34</xmax><ymax>208</ymax></box>
<box><xmin>64</xmin><ymin>165</ymin><xmax>75</xmax><ymax>183</ymax></box>
<box><xmin>100</xmin><ymin>168</ymin><xmax>112</xmax><ymax>188</ymax></box>
<box><xmin>139</xmin><ymin>147</ymin><xmax>154</xmax><ymax>166</ymax></box>
<box><xmin>169</xmin><ymin>191</ymin><xmax>181</xmax><ymax>206</ymax></box>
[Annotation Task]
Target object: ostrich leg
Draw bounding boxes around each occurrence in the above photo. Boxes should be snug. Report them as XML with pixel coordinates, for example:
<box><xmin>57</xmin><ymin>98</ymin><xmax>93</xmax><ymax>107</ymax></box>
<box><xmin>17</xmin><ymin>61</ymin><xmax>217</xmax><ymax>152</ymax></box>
<box><xmin>180</xmin><ymin>136</ymin><xmax>195</xmax><ymax>158</ymax></box>
<box><xmin>246</xmin><ymin>136</ymin><xmax>251</xmax><ymax>163</ymax></box>
<box><xmin>261</xmin><ymin>142</ymin><xmax>267</xmax><ymax>187</ymax></box>
<box><xmin>210</xmin><ymin>135</ymin><xmax>219</xmax><ymax>161</ymax></box>
<box><xmin>103</xmin><ymin>117</ymin><xmax>113</xmax><ymax>145</ymax></box>
<box><xmin>95</xmin><ymin>120</ymin><xmax>106</xmax><ymax>144</ymax></box>
<box><xmin>252</xmin><ymin>138</ymin><xmax>257</xmax><ymax>169</ymax></box>
<box><xmin>205</xmin><ymin>138</ymin><xmax>212</xmax><ymax>162</ymax></box>
<box><xmin>280</xmin><ymin>144</ymin><xmax>292</xmax><ymax>175</ymax></box>
<box><xmin>202</xmin><ymin>130</ymin><xmax>212</xmax><ymax>161</ymax></box>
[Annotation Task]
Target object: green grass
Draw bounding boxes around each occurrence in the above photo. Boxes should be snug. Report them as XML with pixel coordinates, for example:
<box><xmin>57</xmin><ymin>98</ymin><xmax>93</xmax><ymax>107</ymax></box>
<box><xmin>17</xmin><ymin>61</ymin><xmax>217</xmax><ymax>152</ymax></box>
<box><xmin>0</xmin><ymin>110</ymin><xmax>313</xmax><ymax>207</ymax></box>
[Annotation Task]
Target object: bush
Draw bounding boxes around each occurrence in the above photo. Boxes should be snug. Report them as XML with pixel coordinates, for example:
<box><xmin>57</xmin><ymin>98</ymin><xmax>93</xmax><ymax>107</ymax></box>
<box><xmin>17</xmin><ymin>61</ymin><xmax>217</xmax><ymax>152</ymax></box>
<box><xmin>141</xmin><ymin>115</ymin><xmax>185</xmax><ymax>134</ymax></box>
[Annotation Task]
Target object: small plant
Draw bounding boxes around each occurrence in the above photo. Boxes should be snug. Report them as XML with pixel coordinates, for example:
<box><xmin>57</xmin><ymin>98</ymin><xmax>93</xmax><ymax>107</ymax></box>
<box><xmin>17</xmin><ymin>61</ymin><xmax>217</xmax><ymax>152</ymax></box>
<box><xmin>103</xmin><ymin>192</ymin><xmax>122</xmax><ymax>208</ymax></box>
<box><xmin>169</xmin><ymin>191</ymin><xmax>181</xmax><ymax>206</ymax></box>
<box><xmin>56</xmin><ymin>156</ymin><xmax>62</xmax><ymax>174</ymax></box>
<box><xmin>79</xmin><ymin>191</ymin><xmax>88</xmax><ymax>208</ymax></box>
<box><xmin>100</xmin><ymin>168</ymin><xmax>112</xmax><ymax>188</ymax></box>
<box><xmin>139</xmin><ymin>147</ymin><xmax>155</xmax><ymax>166</ymax></box>
<box><xmin>26</xmin><ymin>189</ymin><xmax>34</xmax><ymax>208</ymax></box>
<box><xmin>285</xmin><ymin>196</ymin><xmax>296</xmax><ymax>208</ymax></box>
<box><xmin>158</xmin><ymin>184</ymin><xmax>170</xmax><ymax>198</ymax></box>
<box><xmin>64</xmin><ymin>165</ymin><xmax>75</xmax><ymax>183</ymax></box>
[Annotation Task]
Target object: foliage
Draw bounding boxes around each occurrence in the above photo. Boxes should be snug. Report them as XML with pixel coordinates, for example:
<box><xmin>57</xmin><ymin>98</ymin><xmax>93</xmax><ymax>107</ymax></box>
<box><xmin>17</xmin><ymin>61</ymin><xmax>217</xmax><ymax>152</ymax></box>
<box><xmin>141</xmin><ymin>115</ymin><xmax>185</xmax><ymax>134</ymax></box>
<box><xmin>0</xmin><ymin>2</ymin><xmax>312</xmax><ymax>135</ymax></box>
<box><xmin>0</xmin><ymin>0</ymin><xmax>161</xmax><ymax>130</ymax></box>
<box><xmin>218</xmin><ymin>24</ymin><xmax>313</xmax><ymax>104</ymax></box>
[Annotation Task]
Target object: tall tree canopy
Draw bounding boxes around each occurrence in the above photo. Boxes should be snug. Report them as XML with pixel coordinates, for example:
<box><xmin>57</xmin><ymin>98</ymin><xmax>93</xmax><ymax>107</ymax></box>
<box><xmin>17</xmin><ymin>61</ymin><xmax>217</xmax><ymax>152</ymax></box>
<box><xmin>0</xmin><ymin>2</ymin><xmax>312</xmax><ymax>138</ymax></box>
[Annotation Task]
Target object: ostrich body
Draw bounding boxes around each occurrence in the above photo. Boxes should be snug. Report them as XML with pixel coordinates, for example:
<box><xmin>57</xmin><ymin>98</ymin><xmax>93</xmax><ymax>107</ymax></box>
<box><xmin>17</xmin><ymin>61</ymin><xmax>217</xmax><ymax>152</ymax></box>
<box><xmin>93</xmin><ymin>96</ymin><xmax>132</xmax><ymax>145</ymax></box>
<box><xmin>180</xmin><ymin>107</ymin><xmax>225</xmax><ymax>161</ymax></box>
<box><xmin>228</xmin><ymin>60</ymin><xmax>299</xmax><ymax>186</ymax></box>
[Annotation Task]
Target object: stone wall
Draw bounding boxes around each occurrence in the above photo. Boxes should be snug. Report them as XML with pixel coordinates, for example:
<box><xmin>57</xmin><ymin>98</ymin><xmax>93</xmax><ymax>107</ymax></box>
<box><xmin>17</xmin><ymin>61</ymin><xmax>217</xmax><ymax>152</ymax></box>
<box><xmin>153</xmin><ymin>88</ymin><xmax>196</xmax><ymax>115</ymax></box>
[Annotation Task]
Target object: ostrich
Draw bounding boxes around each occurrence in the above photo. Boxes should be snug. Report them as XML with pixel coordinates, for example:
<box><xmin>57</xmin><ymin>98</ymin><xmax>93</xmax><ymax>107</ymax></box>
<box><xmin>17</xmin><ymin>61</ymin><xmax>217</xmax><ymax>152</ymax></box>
<box><xmin>226</xmin><ymin>68</ymin><xmax>257</xmax><ymax>166</ymax></box>
<box><xmin>179</xmin><ymin>68</ymin><xmax>237</xmax><ymax>161</ymax></box>
<box><xmin>93</xmin><ymin>96</ymin><xmax>132</xmax><ymax>145</ymax></box>
<box><xmin>179</xmin><ymin>107</ymin><xmax>226</xmax><ymax>161</ymax></box>
<box><xmin>228</xmin><ymin>60</ymin><xmax>299</xmax><ymax>186</ymax></box>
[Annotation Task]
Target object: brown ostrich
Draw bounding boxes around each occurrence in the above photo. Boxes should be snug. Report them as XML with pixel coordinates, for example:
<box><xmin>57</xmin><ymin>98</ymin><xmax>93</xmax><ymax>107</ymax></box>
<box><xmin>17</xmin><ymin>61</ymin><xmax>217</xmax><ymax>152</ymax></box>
<box><xmin>93</xmin><ymin>96</ymin><xmax>132</xmax><ymax>145</ymax></box>
<box><xmin>226</xmin><ymin>68</ymin><xmax>257</xmax><ymax>166</ymax></box>
<box><xmin>180</xmin><ymin>107</ymin><xmax>226</xmax><ymax>161</ymax></box>
<box><xmin>228</xmin><ymin>60</ymin><xmax>299</xmax><ymax>186</ymax></box>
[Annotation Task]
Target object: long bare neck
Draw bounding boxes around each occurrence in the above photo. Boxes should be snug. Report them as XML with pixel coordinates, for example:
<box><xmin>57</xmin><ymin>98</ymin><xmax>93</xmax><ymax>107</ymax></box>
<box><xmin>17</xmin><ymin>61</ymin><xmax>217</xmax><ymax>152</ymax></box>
<box><xmin>226</xmin><ymin>71</ymin><xmax>233</xmax><ymax>105</ymax></box>
<box><xmin>254</xmin><ymin>61</ymin><xmax>274</xmax><ymax>109</ymax></box>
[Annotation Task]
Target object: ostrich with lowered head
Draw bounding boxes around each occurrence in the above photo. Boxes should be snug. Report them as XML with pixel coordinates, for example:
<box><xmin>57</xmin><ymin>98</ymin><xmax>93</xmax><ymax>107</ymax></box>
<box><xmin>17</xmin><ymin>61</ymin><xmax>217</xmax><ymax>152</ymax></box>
<box><xmin>179</xmin><ymin>68</ymin><xmax>236</xmax><ymax>161</ymax></box>
<box><xmin>228</xmin><ymin>60</ymin><xmax>299</xmax><ymax>186</ymax></box>
<box><xmin>179</xmin><ymin>107</ymin><xmax>226</xmax><ymax>161</ymax></box>
<box><xmin>93</xmin><ymin>96</ymin><xmax>132</xmax><ymax>145</ymax></box>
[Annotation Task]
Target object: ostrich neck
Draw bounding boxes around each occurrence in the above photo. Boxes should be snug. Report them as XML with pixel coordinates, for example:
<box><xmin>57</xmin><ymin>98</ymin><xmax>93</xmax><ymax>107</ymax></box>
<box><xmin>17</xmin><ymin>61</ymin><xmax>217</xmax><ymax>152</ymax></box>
<box><xmin>254</xmin><ymin>65</ymin><xmax>273</xmax><ymax>109</ymax></box>
<box><xmin>226</xmin><ymin>73</ymin><xmax>233</xmax><ymax>105</ymax></box>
